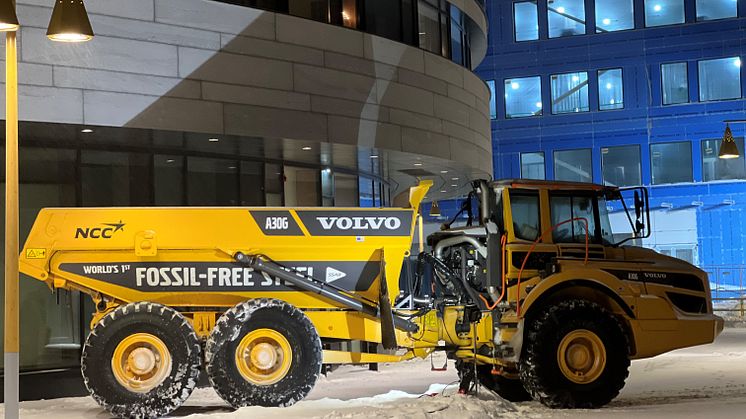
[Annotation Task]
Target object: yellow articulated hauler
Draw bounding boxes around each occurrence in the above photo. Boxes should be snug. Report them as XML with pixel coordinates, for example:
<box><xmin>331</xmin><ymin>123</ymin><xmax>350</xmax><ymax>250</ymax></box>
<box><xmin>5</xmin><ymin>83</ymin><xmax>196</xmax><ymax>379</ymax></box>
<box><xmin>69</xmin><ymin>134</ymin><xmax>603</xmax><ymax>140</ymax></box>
<box><xmin>21</xmin><ymin>179</ymin><xmax>722</xmax><ymax>418</ymax></box>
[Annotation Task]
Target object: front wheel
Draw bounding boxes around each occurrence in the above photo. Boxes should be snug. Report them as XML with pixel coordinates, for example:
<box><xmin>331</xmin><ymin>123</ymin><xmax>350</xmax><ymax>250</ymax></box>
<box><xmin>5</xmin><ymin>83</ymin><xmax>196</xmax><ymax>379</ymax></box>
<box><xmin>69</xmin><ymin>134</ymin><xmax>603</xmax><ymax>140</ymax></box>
<box><xmin>206</xmin><ymin>298</ymin><xmax>323</xmax><ymax>408</ymax></box>
<box><xmin>519</xmin><ymin>299</ymin><xmax>630</xmax><ymax>408</ymax></box>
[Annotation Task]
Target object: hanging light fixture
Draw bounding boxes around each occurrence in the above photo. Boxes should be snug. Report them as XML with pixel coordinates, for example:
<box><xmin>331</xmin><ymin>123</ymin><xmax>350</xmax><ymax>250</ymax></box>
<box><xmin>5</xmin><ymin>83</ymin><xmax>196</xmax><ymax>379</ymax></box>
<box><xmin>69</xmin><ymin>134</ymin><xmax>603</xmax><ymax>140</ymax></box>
<box><xmin>0</xmin><ymin>0</ymin><xmax>19</xmax><ymax>31</ymax></box>
<box><xmin>719</xmin><ymin>123</ymin><xmax>740</xmax><ymax>159</ymax></box>
<box><xmin>429</xmin><ymin>201</ymin><xmax>441</xmax><ymax>217</ymax></box>
<box><xmin>47</xmin><ymin>0</ymin><xmax>94</xmax><ymax>42</ymax></box>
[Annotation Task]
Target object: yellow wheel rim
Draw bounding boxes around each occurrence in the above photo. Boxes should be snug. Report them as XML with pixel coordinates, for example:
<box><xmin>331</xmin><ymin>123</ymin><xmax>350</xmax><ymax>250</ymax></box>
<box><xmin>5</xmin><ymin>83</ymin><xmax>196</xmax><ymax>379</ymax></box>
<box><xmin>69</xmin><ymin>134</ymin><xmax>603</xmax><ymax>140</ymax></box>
<box><xmin>557</xmin><ymin>329</ymin><xmax>606</xmax><ymax>384</ymax></box>
<box><xmin>235</xmin><ymin>328</ymin><xmax>292</xmax><ymax>386</ymax></box>
<box><xmin>111</xmin><ymin>333</ymin><xmax>172</xmax><ymax>393</ymax></box>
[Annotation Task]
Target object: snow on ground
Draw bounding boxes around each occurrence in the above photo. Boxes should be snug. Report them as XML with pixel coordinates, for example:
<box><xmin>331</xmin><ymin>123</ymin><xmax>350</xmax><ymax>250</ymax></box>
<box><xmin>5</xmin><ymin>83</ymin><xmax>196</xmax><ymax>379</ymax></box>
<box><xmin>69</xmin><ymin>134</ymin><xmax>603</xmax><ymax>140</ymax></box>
<box><xmin>2</xmin><ymin>329</ymin><xmax>745</xmax><ymax>418</ymax></box>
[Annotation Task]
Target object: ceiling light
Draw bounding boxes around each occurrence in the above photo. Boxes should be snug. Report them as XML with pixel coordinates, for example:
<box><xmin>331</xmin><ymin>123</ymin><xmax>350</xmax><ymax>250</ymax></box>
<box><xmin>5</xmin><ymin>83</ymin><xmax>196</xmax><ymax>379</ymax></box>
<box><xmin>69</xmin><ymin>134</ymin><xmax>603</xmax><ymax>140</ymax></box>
<box><xmin>440</xmin><ymin>170</ymin><xmax>448</xmax><ymax>174</ymax></box>
<box><xmin>429</xmin><ymin>201</ymin><xmax>441</xmax><ymax>217</ymax></box>
<box><xmin>719</xmin><ymin>124</ymin><xmax>740</xmax><ymax>159</ymax></box>
<box><xmin>81</xmin><ymin>128</ymin><xmax>93</xmax><ymax>133</ymax></box>
<box><xmin>557</xmin><ymin>6</ymin><xmax>566</xmax><ymax>13</ymax></box>
<box><xmin>302</xmin><ymin>146</ymin><xmax>312</xmax><ymax>151</ymax></box>
<box><xmin>511</xmin><ymin>82</ymin><xmax>520</xmax><ymax>90</ymax></box>
<box><xmin>228</xmin><ymin>166</ymin><xmax>237</xmax><ymax>169</ymax></box>
<box><xmin>452</xmin><ymin>177</ymin><xmax>459</xmax><ymax>181</ymax></box>
<box><xmin>0</xmin><ymin>0</ymin><xmax>19</xmax><ymax>32</ymax></box>
<box><xmin>606</xmin><ymin>82</ymin><xmax>613</xmax><ymax>90</ymax></box>
<box><xmin>535</xmin><ymin>102</ymin><xmax>542</xmax><ymax>108</ymax></box>
<box><xmin>572</xmin><ymin>75</ymin><xmax>580</xmax><ymax>82</ymax></box>
<box><xmin>414</xmin><ymin>162</ymin><xmax>423</xmax><ymax>166</ymax></box>
<box><xmin>370</xmin><ymin>155</ymin><xmax>379</xmax><ymax>159</ymax></box>
<box><xmin>47</xmin><ymin>0</ymin><xmax>94</xmax><ymax>43</ymax></box>
<box><xmin>653</xmin><ymin>4</ymin><xmax>662</xmax><ymax>12</ymax></box>
<box><xmin>166</xmin><ymin>159</ymin><xmax>175</xmax><ymax>164</ymax></box>
<box><xmin>208</xmin><ymin>138</ymin><xmax>219</xmax><ymax>142</ymax></box>
<box><xmin>602</xmin><ymin>18</ymin><xmax>611</xmax><ymax>25</ymax></box>
<box><xmin>440</xmin><ymin>190</ymin><xmax>447</xmax><ymax>193</ymax></box>
<box><xmin>735</xmin><ymin>58</ymin><xmax>742</xmax><ymax>68</ymax></box>
<box><xmin>451</xmin><ymin>184</ymin><xmax>458</xmax><ymax>187</ymax></box>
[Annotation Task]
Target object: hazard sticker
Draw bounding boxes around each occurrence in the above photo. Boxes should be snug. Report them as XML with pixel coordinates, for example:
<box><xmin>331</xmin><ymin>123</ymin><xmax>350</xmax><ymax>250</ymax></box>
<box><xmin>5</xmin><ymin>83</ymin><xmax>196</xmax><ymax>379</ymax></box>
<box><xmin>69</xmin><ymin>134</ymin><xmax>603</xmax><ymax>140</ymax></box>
<box><xmin>25</xmin><ymin>248</ymin><xmax>46</xmax><ymax>259</ymax></box>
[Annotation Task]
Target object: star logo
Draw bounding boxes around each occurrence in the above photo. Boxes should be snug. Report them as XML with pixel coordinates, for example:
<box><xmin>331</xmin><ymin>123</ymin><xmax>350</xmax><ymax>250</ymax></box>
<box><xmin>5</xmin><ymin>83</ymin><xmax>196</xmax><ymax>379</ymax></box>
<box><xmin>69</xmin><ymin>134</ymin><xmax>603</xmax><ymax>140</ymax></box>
<box><xmin>102</xmin><ymin>221</ymin><xmax>125</xmax><ymax>232</ymax></box>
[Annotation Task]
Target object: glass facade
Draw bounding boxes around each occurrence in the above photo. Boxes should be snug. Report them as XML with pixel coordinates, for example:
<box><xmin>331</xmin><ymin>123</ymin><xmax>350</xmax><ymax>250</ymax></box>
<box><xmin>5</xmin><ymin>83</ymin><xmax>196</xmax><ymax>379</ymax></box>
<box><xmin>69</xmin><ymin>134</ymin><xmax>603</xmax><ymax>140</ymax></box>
<box><xmin>1</xmin><ymin>121</ymin><xmax>393</xmax><ymax>373</ymax></box>
<box><xmin>696</xmin><ymin>0</ymin><xmax>738</xmax><ymax>21</ymax></box>
<box><xmin>505</xmin><ymin>76</ymin><xmax>543</xmax><ymax>118</ymax></box>
<box><xmin>554</xmin><ymin>149</ymin><xmax>592</xmax><ymax>182</ymax></box>
<box><xmin>601</xmin><ymin>145</ymin><xmax>641</xmax><ymax>186</ymax></box>
<box><xmin>514</xmin><ymin>1</ymin><xmax>539</xmax><ymax>41</ymax></box>
<box><xmin>698</xmin><ymin>57</ymin><xmax>743</xmax><ymax>102</ymax></box>
<box><xmin>651</xmin><ymin>142</ymin><xmax>693</xmax><ymax>184</ymax></box>
<box><xmin>521</xmin><ymin>152</ymin><xmax>546</xmax><ymax>179</ymax></box>
<box><xmin>702</xmin><ymin>137</ymin><xmax>746</xmax><ymax>181</ymax></box>
<box><xmin>487</xmin><ymin>80</ymin><xmax>497</xmax><ymax>119</ymax></box>
<box><xmin>450</xmin><ymin>6</ymin><xmax>471</xmax><ymax>67</ymax></box>
<box><xmin>550</xmin><ymin>71</ymin><xmax>589</xmax><ymax>114</ymax></box>
<box><xmin>644</xmin><ymin>0</ymin><xmax>685</xmax><ymax>27</ymax></box>
<box><xmin>548</xmin><ymin>0</ymin><xmax>586</xmax><ymax>38</ymax></box>
<box><xmin>595</xmin><ymin>0</ymin><xmax>634</xmax><ymax>32</ymax></box>
<box><xmin>598</xmin><ymin>68</ymin><xmax>624</xmax><ymax>110</ymax></box>
<box><xmin>661</xmin><ymin>62</ymin><xmax>689</xmax><ymax>105</ymax></box>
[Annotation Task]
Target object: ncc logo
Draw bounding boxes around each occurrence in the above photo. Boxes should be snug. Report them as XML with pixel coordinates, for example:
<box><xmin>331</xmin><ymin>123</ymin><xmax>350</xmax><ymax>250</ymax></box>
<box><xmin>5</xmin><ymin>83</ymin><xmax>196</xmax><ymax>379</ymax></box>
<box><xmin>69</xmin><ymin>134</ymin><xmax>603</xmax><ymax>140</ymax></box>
<box><xmin>75</xmin><ymin>221</ymin><xmax>126</xmax><ymax>239</ymax></box>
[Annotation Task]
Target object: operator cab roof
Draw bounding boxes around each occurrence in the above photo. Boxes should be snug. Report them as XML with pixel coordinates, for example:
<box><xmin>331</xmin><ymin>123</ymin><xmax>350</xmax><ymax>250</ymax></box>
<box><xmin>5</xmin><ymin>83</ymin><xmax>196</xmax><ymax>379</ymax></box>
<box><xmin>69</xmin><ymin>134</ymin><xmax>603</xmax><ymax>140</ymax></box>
<box><xmin>491</xmin><ymin>179</ymin><xmax>616</xmax><ymax>192</ymax></box>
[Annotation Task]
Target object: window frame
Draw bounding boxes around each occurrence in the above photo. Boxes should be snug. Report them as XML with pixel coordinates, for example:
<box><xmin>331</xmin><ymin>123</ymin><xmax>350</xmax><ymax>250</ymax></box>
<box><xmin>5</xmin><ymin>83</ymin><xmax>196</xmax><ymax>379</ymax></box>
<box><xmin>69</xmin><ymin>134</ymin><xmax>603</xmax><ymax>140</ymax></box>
<box><xmin>697</xmin><ymin>56</ymin><xmax>744</xmax><ymax>103</ymax></box>
<box><xmin>520</xmin><ymin>151</ymin><xmax>546</xmax><ymax>180</ymax></box>
<box><xmin>547</xmin><ymin>0</ymin><xmax>587</xmax><ymax>39</ymax></box>
<box><xmin>508</xmin><ymin>189</ymin><xmax>542</xmax><ymax>242</ymax></box>
<box><xmin>597</xmin><ymin>67</ymin><xmax>625</xmax><ymax>111</ymax></box>
<box><xmin>649</xmin><ymin>141</ymin><xmax>694</xmax><ymax>185</ymax></box>
<box><xmin>594</xmin><ymin>0</ymin><xmax>636</xmax><ymax>34</ymax></box>
<box><xmin>513</xmin><ymin>0</ymin><xmax>539</xmax><ymax>43</ymax></box>
<box><xmin>601</xmin><ymin>144</ymin><xmax>641</xmax><ymax>187</ymax></box>
<box><xmin>504</xmin><ymin>75</ymin><xmax>544</xmax><ymax>119</ymax></box>
<box><xmin>660</xmin><ymin>61</ymin><xmax>690</xmax><ymax>106</ymax></box>
<box><xmin>643</xmin><ymin>0</ymin><xmax>686</xmax><ymax>28</ymax></box>
<box><xmin>695</xmin><ymin>0</ymin><xmax>739</xmax><ymax>22</ymax></box>
<box><xmin>548</xmin><ymin>191</ymin><xmax>604</xmax><ymax>245</ymax></box>
<box><xmin>550</xmin><ymin>71</ymin><xmax>590</xmax><ymax>115</ymax></box>
<box><xmin>701</xmin><ymin>136</ymin><xmax>746</xmax><ymax>182</ymax></box>
<box><xmin>553</xmin><ymin>148</ymin><xmax>594</xmax><ymax>183</ymax></box>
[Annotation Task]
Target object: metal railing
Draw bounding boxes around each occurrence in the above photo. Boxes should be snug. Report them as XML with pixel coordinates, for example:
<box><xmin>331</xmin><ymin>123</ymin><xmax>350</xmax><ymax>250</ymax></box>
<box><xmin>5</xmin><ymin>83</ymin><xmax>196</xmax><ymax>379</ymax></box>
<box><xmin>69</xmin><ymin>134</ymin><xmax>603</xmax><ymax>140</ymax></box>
<box><xmin>701</xmin><ymin>265</ymin><xmax>746</xmax><ymax>321</ymax></box>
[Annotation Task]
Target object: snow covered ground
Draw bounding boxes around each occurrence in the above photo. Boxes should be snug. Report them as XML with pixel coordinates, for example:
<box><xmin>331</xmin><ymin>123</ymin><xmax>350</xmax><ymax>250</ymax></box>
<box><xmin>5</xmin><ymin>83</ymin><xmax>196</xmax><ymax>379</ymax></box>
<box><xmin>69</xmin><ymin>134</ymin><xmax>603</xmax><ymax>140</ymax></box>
<box><xmin>2</xmin><ymin>328</ymin><xmax>745</xmax><ymax>418</ymax></box>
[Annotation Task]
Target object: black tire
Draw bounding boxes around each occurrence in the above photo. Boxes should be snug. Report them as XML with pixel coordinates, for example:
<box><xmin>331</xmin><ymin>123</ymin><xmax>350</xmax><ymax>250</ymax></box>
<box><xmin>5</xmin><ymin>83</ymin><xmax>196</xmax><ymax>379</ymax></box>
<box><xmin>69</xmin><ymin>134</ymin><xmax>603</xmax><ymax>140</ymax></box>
<box><xmin>476</xmin><ymin>365</ymin><xmax>533</xmax><ymax>402</ymax></box>
<box><xmin>519</xmin><ymin>299</ymin><xmax>630</xmax><ymax>409</ymax></box>
<box><xmin>206</xmin><ymin>298</ymin><xmax>322</xmax><ymax>408</ymax></box>
<box><xmin>82</xmin><ymin>302</ymin><xmax>202</xmax><ymax>419</ymax></box>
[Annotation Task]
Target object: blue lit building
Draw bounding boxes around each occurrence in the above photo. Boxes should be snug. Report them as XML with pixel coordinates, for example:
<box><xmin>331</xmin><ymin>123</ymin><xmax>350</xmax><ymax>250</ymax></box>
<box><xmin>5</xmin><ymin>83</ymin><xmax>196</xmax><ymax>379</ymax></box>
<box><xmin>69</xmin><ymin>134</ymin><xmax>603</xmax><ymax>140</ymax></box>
<box><xmin>475</xmin><ymin>0</ymin><xmax>746</xmax><ymax>290</ymax></box>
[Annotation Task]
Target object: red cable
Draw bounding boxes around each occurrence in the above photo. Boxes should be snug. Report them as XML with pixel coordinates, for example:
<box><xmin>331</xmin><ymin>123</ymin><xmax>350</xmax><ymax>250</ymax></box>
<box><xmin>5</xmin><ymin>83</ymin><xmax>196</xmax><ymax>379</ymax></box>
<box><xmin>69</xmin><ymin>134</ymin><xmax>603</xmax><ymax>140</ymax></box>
<box><xmin>515</xmin><ymin>217</ymin><xmax>589</xmax><ymax>316</ymax></box>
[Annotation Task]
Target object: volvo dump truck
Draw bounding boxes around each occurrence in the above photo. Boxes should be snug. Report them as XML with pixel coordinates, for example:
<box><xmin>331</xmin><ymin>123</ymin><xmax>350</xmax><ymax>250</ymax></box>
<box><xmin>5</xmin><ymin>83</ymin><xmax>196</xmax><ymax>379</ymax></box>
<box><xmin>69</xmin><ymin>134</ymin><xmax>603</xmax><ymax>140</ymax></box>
<box><xmin>20</xmin><ymin>179</ymin><xmax>722</xmax><ymax>418</ymax></box>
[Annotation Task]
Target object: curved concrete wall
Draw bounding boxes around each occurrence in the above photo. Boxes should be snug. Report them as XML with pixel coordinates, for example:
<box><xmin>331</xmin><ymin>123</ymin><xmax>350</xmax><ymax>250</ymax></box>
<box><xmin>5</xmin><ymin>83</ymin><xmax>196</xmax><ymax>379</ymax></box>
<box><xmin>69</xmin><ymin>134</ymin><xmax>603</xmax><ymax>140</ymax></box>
<box><xmin>9</xmin><ymin>0</ymin><xmax>492</xmax><ymax>175</ymax></box>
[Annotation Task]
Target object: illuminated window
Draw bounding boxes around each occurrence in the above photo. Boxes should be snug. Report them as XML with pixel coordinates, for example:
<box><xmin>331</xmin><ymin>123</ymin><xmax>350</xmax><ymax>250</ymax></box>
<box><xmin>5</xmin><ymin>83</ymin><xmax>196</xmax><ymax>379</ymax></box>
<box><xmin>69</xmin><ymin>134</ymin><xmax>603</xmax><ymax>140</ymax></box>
<box><xmin>661</xmin><ymin>62</ymin><xmax>689</xmax><ymax>105</ymax></box>
<box><xmin>504</xmin><ymin>76</ymin><xmax>543</xmax><ymax>118</ymax></box>
<box><xmin>696</xmin><ymin>0</ymin><xmax>737</xmax><ymax>21</ymax></box>
<box><xmin>550</xmin><ymin>71</ymin><xmax>589</xmax><ymax>114</ymax></box>
<box><xmin>702</xmin><ymin>137</ymin><xmax>746</xmax><ymax>181</ymax></box>
<box><xmin>595</xmin><ymin>0</ymin><xmax>634</xmax><ymax>33</ymax></box>
<box><xmin>514</xmin><ymin>1</ymin><xmax>539</xmax><ymax>41</ymax></box>
<box><xmin>698</xmin><ymin>57</ymin><xmax>742</xmax><ymax>102</ymax></box>
<box><xmin>548</xmin><ymin>0</ymin><xmax>586</xmax><ymax>38</ymax></box>
<box><xmin>644</xmin><ymin>0</ymin><xmax>684</xmax><ymax>27</ymax></box>
<box><xmin>598</xmin><ymin>68</ymin><xmax>623</xmax><ymax>110</ymax></box>
<box><xmin>521</xmin><ymin>152</ymin><xmax>545</xmax><ymax>179</ymax></box>
<box><xmin>487</xmin><ymin>80</ymin><xmax>497</xmax><ymax>119</ymax></box>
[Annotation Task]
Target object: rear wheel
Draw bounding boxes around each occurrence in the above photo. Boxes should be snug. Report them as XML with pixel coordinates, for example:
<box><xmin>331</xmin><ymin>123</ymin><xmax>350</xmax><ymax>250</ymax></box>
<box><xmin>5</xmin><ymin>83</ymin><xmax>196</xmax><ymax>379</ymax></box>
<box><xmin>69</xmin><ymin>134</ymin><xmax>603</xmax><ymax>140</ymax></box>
<box><xmin>519</xmin><ymin>299</ymin><xmax>630</xmax><ymax>408</ymax></box>
<box><xmin>82</xmin><ymin>302</ymin><xmax>202</xmax><ymax>419</ymax></box>
<box><xmin>206</xmin><ymin>298</ymin><xmax>322</xmax><ymax>408</ymax></box>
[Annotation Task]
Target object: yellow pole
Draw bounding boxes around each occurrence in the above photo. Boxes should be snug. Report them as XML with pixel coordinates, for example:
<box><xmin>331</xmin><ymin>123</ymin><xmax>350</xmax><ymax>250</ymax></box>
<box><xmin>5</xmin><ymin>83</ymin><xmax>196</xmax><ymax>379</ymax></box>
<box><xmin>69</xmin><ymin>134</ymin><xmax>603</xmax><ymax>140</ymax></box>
<box><xmin>4</xmin><ymin>27</ymin><xmax>20</xmax><ymax>419</ymax></box>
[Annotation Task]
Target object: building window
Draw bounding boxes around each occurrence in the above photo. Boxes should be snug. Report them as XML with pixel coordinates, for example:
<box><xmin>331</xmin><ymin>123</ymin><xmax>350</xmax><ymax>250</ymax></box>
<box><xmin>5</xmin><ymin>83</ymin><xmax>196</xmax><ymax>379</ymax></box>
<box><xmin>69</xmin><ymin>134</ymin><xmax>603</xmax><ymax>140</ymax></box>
<box><xmin>602</xmin><ymin>145</ymin><xmax>641</xmax><ymax>186</ymax></box>
<box><xmin>365</xmin><ymin>0</ymin><xmax>404</xmax><ymax>42</ymax></box>
<box><xmin>521</xmin><ymin>152</ymin><xmax>546</xmax><ymax>179</ymax></box>
<box><xmin>450</xmin><ymin>6</ymin><xmax>471</xmax><ymax>68</ymax></box>
<box><xmin>548</xmin><ymin>0</ymin><xmax>586</xmax><ymax>38</ymax></box>
<box><xmin>418</xmin><ymin>0</ymin><xmax>449</xmax><ymax>57</ymax></box>
<box><xmin>661</xmin><ymin>62</ymin><xmax>689</xmax><ymax>105</ymax></box>
<box><xmin>334</xmin><ymin>172</ymin><xmax>359</xmax><ymax>206</ymax></box>
<box><xmin>598</xmin><ymin>68</ymin><xmax>624</xmax><ymax>110</ymax></box>
<box><xmin>698</xmin><ymin>57</ymin><xmax>743</xmax><ymax>102</ymax></box>
<box><xmin>487</xmin><ymin>80</ymin><xmax>497</xmax><ymax>119</ymax></box>
<box><xmin>595</xmin><ymin>0</ymin><xmax>634</xmax><ymax>33</ymax></box>
<box><xmin>644</xmin><ymin>0</ymin><xmax>685</xmax><ymax>27</ymax></box>
<box><xmin>554</xmin><ymin>149</ymin><xmax>592</xmax><ymax>182</ymax></box>
<box><xmin>505</xmin><ymin>76</ymin><xmax>543</xmax><ymax>118</ymax></box>
<box><xmin>651</xmin><ymin>142</ymin><xmax>692</xmax><ymax>184</ymax></box>
<box><xmin>702</xmin><ymin>137</ymin><xmax>746</xmax><ymax>181</ymax></box>
<box><xmin>696</xmin><ymin>0</ymin><xmax>737</xmax><ymax>21</ymax></box>
<box><xmin>550</xmin><ymin>71</ymin><xmax>589</xmax><ymax>114</ymax></box>
<box><xmin>514</xmin><ymin>1</ymin><xmax>539</xmax><ymax>41</ymax></box>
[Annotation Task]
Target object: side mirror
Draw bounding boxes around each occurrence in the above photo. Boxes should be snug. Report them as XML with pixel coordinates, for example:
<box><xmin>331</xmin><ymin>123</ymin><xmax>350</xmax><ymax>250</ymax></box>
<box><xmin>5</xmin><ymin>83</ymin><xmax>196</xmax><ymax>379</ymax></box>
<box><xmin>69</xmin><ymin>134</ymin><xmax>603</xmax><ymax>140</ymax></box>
<box><xmin>634</xmin><ymin>190</ymin><xmax>645</xmax><ymax>236</ymax></box>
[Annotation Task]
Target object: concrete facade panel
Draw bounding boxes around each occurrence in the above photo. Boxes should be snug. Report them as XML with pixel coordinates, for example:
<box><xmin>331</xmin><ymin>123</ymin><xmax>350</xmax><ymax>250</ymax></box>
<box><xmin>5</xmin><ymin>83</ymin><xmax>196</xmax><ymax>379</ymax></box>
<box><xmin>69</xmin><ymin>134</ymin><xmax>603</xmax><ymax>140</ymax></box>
<box><xmin>155</xmin><ymin>0</ymin><xmax>275</xmax><ymax>38</ymax></box>
<box><xmin>54</xmin><ymin>67</ymin><xmax>200</xmax><ymax>99</ymax></box>
<box><xmin>202</xmin><ymin>81</ymin><xmax>310</xmax><ymax>111</ymax></box>
<box><xmin>277</xmin><ymin>14</ymin><xmax>363</xmax><ymax>57</ymax></box>
<box><xmin>179</xmin><ymin>47</ymin><xmax>293</xmax><ymax>90</ymax></box>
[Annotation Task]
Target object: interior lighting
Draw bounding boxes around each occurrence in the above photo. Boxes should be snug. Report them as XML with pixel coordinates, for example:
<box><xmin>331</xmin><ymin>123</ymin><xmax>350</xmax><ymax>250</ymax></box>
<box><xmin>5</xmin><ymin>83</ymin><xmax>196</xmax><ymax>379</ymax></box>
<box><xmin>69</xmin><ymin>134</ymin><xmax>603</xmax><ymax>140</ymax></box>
<box><xmin>535</xmin><ymin>101</ymin><xmax>542</xmax><ymax>108</ymax></box>
<box><xmin>81</xmin><ymin>128</ymin><xmax>93</xmax><ymax>133</ymax></box>
<box><xmin>572</xmin><ymin>75</ymin><xmax>580</xmax><ymax>82</ymax></box>
<box><xmin>302</xmin><ymin>146</ymin><xmax>312</xmax><ymax>151</ymax></box>
<box><xmin>0</xmin><ymin>0</ymin><xmax>19</xmax><ymax>31</ymax></box>
<box><xmin>557</xmin><ymin>6</ymin><xmax>566</xmax><ymax>13</ymax></box>
<box><xmin>602</xmin><ymin>18</ymin><xmax>611</xmax><ymax>25</ymax></box>
<box><xmin>735</xmin><ymin>58</ymin><xmax>742</xmax><ymax>68</ymax></box>
<box><xmin>429</xmin><ymin>201</ymin><xmax>441</xmax><ymax>217</ymax></box>
<box><xmin>511</xmin><ymin>82</ymin><xmax>520</xmax><ymax>90</ymax></box>
<box><xmin>719</xmin><ymin>124</ymin><xmax>740</xmax><ymax>159</ymax></box>
<box><xmin>414</xmin><ymin>162</ymin><xmax>423</xmax><ymax>166</ymax></box>
<box><xmin>653</xmin><ymin>4</ymin><xmax>662</xmax><ymax>12</ymax></box>
<box><xmin>47</xmin><ymin>0</ymin><xmax>94</xmax><ymax>42</ymax></box>
<box><xmin>440</xmin><ymin>170</ymin><xmax>448</xmax><ymax>174</ymax></box>
<box><xmin>208</xmin><ymin>138</ymin><xmax>219</xmax><ymax>142</ymax></box>
<box><xmin>370</xmin><ymin>154</ymin><xmax>379</xmax><ymax>159</ymax></box>
<box><xmin>606</xmin><ymin>82</ymin><xmax>613</xmax><ymax>90</ymax></box>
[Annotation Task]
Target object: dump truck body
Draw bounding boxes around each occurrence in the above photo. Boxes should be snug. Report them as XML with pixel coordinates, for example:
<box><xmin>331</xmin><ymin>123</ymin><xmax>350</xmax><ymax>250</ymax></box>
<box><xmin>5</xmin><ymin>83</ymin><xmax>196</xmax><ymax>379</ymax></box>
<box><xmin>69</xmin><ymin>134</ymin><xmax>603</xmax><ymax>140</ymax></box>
<box><xmin>19</xmin><ymin>179</ymin><xmax>723</xmax><ymax>418</ymax></box>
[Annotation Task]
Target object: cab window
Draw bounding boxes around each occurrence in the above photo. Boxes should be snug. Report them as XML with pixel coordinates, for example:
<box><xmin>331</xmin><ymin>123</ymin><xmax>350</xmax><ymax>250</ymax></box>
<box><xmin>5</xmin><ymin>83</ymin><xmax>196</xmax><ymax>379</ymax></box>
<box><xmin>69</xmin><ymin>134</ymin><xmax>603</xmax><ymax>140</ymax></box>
<box><xmin>550</xmin><ymin>194</ymin><xmax>599</xmax><ymax>244</ymax></box>
<box><xmin>510</xmin><ymin>192</ymin><xmax>541</xmax><ymax>241</ymax></box>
